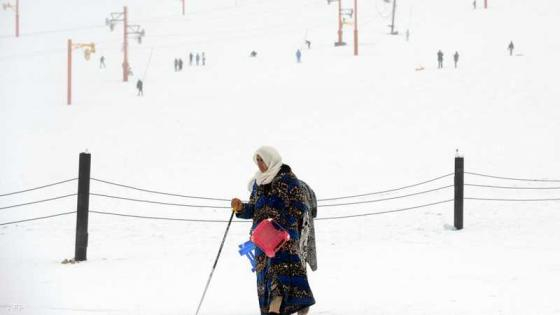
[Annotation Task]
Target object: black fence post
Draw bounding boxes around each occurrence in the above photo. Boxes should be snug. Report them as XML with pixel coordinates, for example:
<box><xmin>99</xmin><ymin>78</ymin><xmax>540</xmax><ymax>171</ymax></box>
<box><xmin>75</xmin><ymin>152</ymin><xmax>91</xmax><ymax>261</ymax></box>
<box><xmin>454</xmin><ymin>156</ymin><xmax>464</xmax><ymax>230</ymax></box>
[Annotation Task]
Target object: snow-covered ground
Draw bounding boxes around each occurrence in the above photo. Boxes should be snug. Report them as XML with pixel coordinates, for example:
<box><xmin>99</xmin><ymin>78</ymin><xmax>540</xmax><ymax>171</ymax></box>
<box><xmin>1</xmin><ymin>0</ymin><xmax>560</xmax><ymax>314</ymax></box>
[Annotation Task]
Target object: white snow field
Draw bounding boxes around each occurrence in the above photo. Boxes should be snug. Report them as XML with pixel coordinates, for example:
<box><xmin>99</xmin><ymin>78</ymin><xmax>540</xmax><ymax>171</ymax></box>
<box><xmin>1</xmin><ymin>0</ymin><xmax>560</xmax><ymax>314</ymax></box>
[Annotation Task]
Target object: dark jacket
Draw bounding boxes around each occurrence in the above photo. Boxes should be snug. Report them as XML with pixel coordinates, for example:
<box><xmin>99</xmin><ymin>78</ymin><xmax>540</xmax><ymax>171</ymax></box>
<box><xmin>237</xmin><ymin>164</ymin><xmax>315</xmax><ymax>315</ymax></box>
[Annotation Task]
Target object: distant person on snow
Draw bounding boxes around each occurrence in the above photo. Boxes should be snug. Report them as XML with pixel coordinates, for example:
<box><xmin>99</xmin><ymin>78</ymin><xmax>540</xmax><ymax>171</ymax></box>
<box><xmin>508</xmin><ymin>41</ymin><xmax>515</xmax><ymax>56</ymax></box>
<box><xmin>473</xmin><ymin>0</ymin><xmax>476</xmax><ymax>9</ymax></box>
<box><xmin>202</xmin><ymin>52</ymin><xmax>206</xmax><ymax>66</ymax></box>
<box><xmin>453</xmin><ymin>51</ymin><xmax>459</xmax><ymax>68</ymax></box>
<box><xmin>250</xmin><ymin>50</ymin><xmax>258</xmax><ymax>57</ymax></box>
<box><xmin>174</xmin><ymin>58</ymin><xmax>179</xmax><ymax>72</ymax></box>
<box><xmin>437</xmin><ymin>50</ymin><xmax>444</xmax><ymax>69</ymax></box>
<box><xmin>100</xmin><ymin>56</ymin><xmax>106</xmax><ymax>68</ymax></box>
<box><xmin>179</xmin><ymin>58</ymin><xmax>183</xmax><ymax>71</ymax></box>
<box><xmin>406</xmin><ymin>29</ymin><xmax>410</xmax><ymax>42</ymax></box>
<box><xmin>305</xmin><ymin>40</ymin><xmax>311</xmax><ymax>49</ymax></box>
<box><xmin>196</xmin><ymin>53</ymin><xmax>200</xmax><ymax>66</ymax></box>
<box><xmin>189</xmin><ymin>52</ymin><xmax>193</xmax><ymax>66</ymax></box>
<box><xmin>296</xmin><ymin>49</ymin><xmax>302</xmax><ymax>63</ymax></box>
<box><xmin>136</xmin><ymin>79</ymin><xmax>143</xmax><ymax>96</ymax></box>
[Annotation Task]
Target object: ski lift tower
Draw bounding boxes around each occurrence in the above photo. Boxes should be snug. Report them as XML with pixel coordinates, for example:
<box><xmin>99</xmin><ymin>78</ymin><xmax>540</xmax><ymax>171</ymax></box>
<box><xmin>330</xmin><ymin>0</ymin><xmax>357</xmax><ymax>54</ymax></box>
<box><xmin>67</xmin><ymin>40</ymin><xmax>96</xmax><ymax>105</ymax></box>
<box><xmin>2</xmin><ymin>0</ymin><xmax>19</xmax><ymax>37</ymax></box>
<box><xmin>105</xmin><ymin>6</ymin><xmax>145</xmax><ymax>82</ymax></box>
<box><xmin>328</xmin><ymin>0</ymin><xmax>346</xmax><ymax>46</ymax></box>
<box><xmin>353</xmin><ymin>0</ymin><xmax>358</xmax><ymax>55</ymax></box>
<box><xmin>389</xmin><ymin>0</ymin><xmax>398</xmax><ymax>35</ymax></box>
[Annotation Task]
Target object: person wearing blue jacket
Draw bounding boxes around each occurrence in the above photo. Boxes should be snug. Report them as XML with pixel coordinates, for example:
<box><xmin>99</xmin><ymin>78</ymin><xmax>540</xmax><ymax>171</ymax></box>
<box><xmin>231</xmin><ymin>146</ymin><xmax>315</xmax><ymax>315</ymax></box>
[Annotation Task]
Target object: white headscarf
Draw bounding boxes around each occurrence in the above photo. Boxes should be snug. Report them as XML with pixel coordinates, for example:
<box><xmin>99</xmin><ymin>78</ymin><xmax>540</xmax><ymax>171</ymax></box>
<box><xmin>248</xmin><ymin>146</ymin><xmax>283</xmax><ymax>191</ymax></box>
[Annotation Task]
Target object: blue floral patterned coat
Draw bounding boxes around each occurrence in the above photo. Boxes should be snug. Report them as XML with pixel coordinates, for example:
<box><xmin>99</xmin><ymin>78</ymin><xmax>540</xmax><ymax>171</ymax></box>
<box><xmin>237</xmin><ymin>164</ymin><xmax>315</xmax><ymax>315</ymax></box>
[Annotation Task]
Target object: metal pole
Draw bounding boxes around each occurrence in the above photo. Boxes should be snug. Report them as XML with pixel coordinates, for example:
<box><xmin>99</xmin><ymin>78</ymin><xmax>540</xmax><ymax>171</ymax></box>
<box><xmin>15</xmin><ymin>0</ymin><xmax>19</xmax><ymax>37</ymax></box>
<box><xmin>67</xmin><ymin>39</ymin><xmax>72</xmax><ymax>105</ymax></box>
<box><xmin>337</xmin><ymin>0</ymin><xmax>342</xmax><ymax>45</ymax></box>
<box><xmin>484</xmin><ymin>0</ymin><xmax>487</xmax><ymax>9</ymax></box>
<box><xmin>75</xmin><ymin>152</ymin><xmax>91</xmax><ymax>261</ymax></box>
<box><xmin>390</xmin><ymin>0</ymin><xmax>397</xmax><ymax>34</ymax></box>
<box><xmin>123</xmin><ymin>6</ymin><xmax>129</xmax><ymax>82</ymax></box>
<box><xmin>353</xmin><ymin>0</ymin><xmax>358</xmax><ymax>56</ymax></box>
<box><xmin>195</xmin><ymin>211</ymin><xmax>235</xmax><ymax>315</ymax></box>
<box><xmin>454</xmin><ymin>156</ymin><xmax>464</xmax><ymax>230</ymax></box>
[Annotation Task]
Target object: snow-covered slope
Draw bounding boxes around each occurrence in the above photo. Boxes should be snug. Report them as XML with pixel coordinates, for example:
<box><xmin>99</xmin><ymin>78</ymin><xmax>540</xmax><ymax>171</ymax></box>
<box><xmin>1</xmin><ymin>0</ymin><xmax>560</xmax><ymax>314</ymax></box>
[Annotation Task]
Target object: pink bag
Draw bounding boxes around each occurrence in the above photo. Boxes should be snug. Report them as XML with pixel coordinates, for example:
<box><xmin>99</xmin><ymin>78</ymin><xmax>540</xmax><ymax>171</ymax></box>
<box><xmin>250</xmin><ymin>219</ymin><xmax>290</xmax><ymax>258</ymax></box>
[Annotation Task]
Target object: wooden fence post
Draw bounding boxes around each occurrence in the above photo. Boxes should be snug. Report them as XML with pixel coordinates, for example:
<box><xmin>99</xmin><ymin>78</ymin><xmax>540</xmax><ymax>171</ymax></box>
<box><xmin>454</xmin><ymin>156</ymin><xmax>464</xmax><ymax>230</ymax></box>
<box><xmin>75</xmin><ymin>152</ymin><xmax>91</xmax><ymax>261</ymax></box>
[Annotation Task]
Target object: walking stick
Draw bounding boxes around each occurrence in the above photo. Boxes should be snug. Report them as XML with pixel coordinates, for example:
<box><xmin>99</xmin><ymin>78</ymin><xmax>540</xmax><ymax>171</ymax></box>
<box><xmin>195</xmin><ymin>211</ymin><xmax>235</xmax><ymax>315</ymax></box>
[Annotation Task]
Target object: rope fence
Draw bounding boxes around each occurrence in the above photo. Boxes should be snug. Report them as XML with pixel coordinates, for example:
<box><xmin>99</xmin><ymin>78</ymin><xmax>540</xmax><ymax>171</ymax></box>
<box><xmin>466</xmin><ymin>197</ymin><xmax>560</xmax><ymax>202</ymax></box>
<box><xmin>0</xmin><ymin>211</ymin><xmax>75</xmax><ymax>226</ymax></box>
<box><xmin>317</xmin><ymin>173</ymin><xmax>454</xmax><ymax>202</ymax></box>
<box><xmin>1</xmin><ymin>172</ymin><xmax>456</xmax><ymax>226</ymax></box>
<box><xmin>90</xmin><ymin>177</ymin><xmax>230</xmax><ymax>202</ymax></box>
<box><xmin>0</xmin><ymin>194</ymin><xmax>77</xmax><ymax>211</ymax></box>
<box><xmin>465</xmin><ymin>171</ymin><xmax>560</xmax><ymax>183</ymax></box>
<box><xmin>90</xmin><ymin>210</ymin><xmax>245</xmax><ymax>223</ymax></box>
<box><xmin>315</xmin><ymin>199</ymin><xmax>455</xmax><ymax>221</ymax></box>
<box><xmin>90</xmin><ymin>193</ymin><xmax>230</xmax><ymax>209</ymax></box>
<box><xmin>89</xmin><ymin>199</ymin><xmax>456</xmax><ymax>222</ymax></box>
<box><xmin>2</xmin><ymin>156</ymin><xmax>560</xmax><ymax>228</ymax></box>
<box><xmin>319</xmin><ymin>185</ymin><xmax>454</xmax><ymax>207</ymax></box>
<box><xmin>0</xmin><ymin>178</ymin><xmax>77</xmax><ymax>197</ymax></box>
<box><xmin>465</xmin><ymin>183</ymin><xmax>560</xmax><ymax>190</ymax></box>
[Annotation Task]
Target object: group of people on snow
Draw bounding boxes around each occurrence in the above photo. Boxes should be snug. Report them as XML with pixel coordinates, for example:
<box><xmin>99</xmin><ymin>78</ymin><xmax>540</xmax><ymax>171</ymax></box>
<box><xmin>100</xmin><ymin>39</ymin><xmax>312</xmax><ymax>97</ymax></box>
<box><xmin>249</xmin><ymin>49</ymin><xmax>305</xmax><ymax>63</ymax></box>
<box><xmin>436</xmin><ymin>41</ymin><xmax>515</xmax><ymax>69</ymax></box>
<box><xmin>188</xmin><ymin>52</ymin><xmax>206</xmax><ymax>66</ymax></box>
<box><xmin>102</xmin><ymin>35</ymin><xmax>517</xmax><ymax>99</ymax></box>
<box><xmin>174</xmin><ymin>58</ymin><xmax>184</xmax><ymax>71</ymax></box>
<box><xmin>437</xmin><ymin>50</ymin><xmax>460</xmax><ymax>69</ymax></box>
<box><xmin>174</xmin><ymin>52</ymin><xmax>207</xmax><ymax>71</ymax></box>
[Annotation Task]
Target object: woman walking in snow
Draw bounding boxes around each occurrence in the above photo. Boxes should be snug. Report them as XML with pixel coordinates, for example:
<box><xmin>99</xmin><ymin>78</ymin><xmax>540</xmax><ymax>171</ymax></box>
<box><xmin>231</xmin><ymin>146</ymin><xmax>315</xmax><ymax>315</ymax></box>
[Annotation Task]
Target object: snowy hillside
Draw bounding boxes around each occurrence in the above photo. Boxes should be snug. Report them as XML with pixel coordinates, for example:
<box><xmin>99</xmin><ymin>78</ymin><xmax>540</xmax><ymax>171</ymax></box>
<box><xmin>1</xmin><ymin>0</ymin><xmax>560</xmax><ymax>314</ymax></box>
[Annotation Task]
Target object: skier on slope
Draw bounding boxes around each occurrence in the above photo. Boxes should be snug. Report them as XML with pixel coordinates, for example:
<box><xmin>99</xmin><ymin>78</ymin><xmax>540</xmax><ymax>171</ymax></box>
<box><xmin>136</xmin><ymin>79</ymin><xmax>143</xmax><ymax>96</ymax></box>
<box><xmin>231</xmin><ymin>146</ymin><xmax>315</xmax><ymax>315</ymax></box>
<box><xmin>508</xmin><ymin>41</ymin><xmax>515</xmax><ymax>56</ymax></box>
